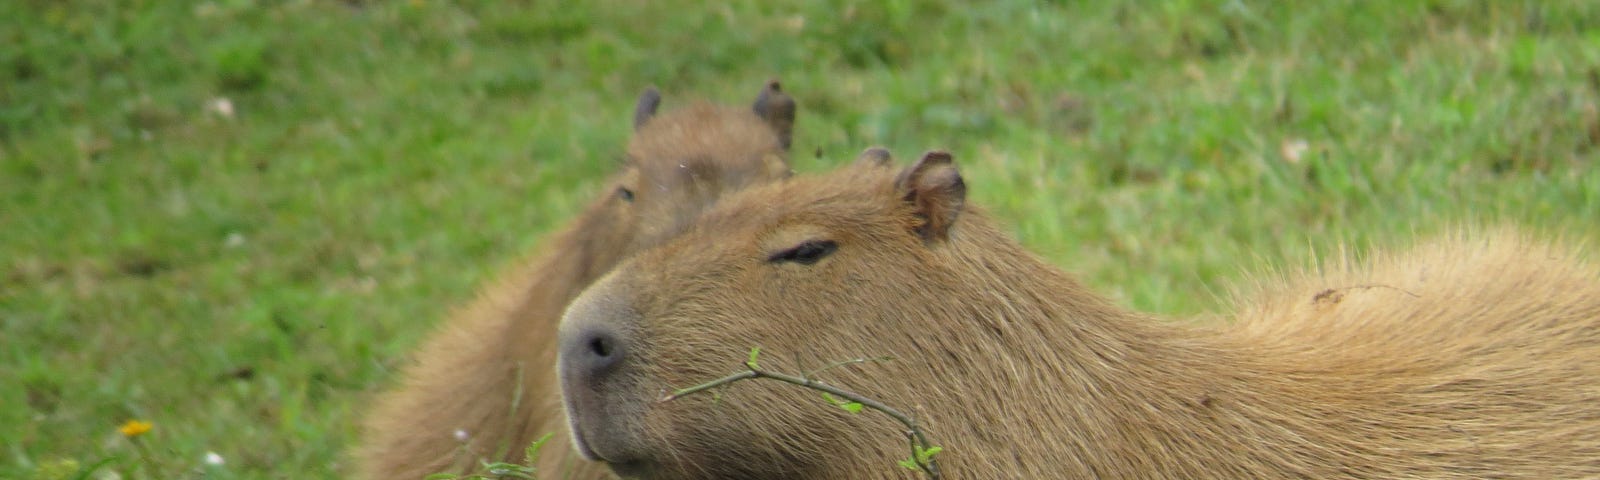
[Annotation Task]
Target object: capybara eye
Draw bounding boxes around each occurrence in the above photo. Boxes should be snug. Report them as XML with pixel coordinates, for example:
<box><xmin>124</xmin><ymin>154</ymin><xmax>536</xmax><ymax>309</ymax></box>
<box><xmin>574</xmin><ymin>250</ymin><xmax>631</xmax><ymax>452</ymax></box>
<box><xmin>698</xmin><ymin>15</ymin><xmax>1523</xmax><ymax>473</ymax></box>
<box><xmin>616</xmin><ymin>186</ymin><xmax>635</xmax><ymax>202</ymax></box>
<box><xmin>766</xmin><ymin>240</ymin><xmax>837</xmax><ymax>265</ymax></box>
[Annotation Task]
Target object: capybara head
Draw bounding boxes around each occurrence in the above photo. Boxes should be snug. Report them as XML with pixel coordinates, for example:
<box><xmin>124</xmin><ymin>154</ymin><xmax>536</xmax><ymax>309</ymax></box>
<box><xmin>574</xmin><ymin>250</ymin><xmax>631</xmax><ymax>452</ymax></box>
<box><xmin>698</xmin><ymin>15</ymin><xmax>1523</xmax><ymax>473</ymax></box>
<box><xmin>574</xmin><ymin>80</ymin><xmax>797</xmax><ymax>280</ymax></box>
<box><xmin>353</xmin><ymin>81</ymin><xmax>799</xmax><ymax>480</ymax></box>
<box><xmin>559</xmin><ymin>149</ymin><xmax>1020</xmax><ymax>479</ymax></box>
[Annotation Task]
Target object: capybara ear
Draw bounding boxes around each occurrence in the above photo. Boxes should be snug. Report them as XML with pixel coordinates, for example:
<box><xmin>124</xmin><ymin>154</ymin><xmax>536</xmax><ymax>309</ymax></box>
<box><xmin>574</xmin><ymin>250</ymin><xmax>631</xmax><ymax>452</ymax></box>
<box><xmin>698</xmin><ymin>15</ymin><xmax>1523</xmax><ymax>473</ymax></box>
<box><xmin>894</xmin><ymin>151</ymin><xmax>966</xmax><ymax>242</ymax></box>
<box><xmin>854</xmin><ymin>146</ymin><xmax>893</xmax><ymax>168</ymax></box>
<box><xmin>751</xmin><ymin>79</ymin><xmax>796</xmax><ymax>150</ymax></box>
<box><xmin>634</xmin><ymin>86</ymin><xmax>662</xmax><ymax>130</ymax></box>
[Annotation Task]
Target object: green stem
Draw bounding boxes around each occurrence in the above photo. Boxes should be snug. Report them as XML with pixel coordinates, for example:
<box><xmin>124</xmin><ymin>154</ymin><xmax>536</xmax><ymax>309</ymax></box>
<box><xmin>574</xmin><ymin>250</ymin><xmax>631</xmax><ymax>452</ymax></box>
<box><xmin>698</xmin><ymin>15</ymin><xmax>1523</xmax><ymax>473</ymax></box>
<box><xmin>661</xmin><ymin>360</ymin><xmax>942</xmax><ymax>479</ymax></box>
<box><xmin>128</xmin><ymin>437</ymin><xmax>160</xmax><ymax>480</ymax></box>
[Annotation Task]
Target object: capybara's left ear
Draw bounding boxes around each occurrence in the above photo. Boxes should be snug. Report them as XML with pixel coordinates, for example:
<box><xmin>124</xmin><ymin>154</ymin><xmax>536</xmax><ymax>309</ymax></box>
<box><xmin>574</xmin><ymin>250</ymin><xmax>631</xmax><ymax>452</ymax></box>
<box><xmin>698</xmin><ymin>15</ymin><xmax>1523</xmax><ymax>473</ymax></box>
<box><xmin>634</xmin><ymin>86</ymin><xmax>662</xmax><ymax>131</ymax></box>
<box><xmin>894</xmin><ymin>151</ymin><xmax>965</xmax><ymax>242</ymax></box>
<box><xmin>751</xmin><ymin>79</ymin><xmax>796</xmax><ymax>151</ymax></box>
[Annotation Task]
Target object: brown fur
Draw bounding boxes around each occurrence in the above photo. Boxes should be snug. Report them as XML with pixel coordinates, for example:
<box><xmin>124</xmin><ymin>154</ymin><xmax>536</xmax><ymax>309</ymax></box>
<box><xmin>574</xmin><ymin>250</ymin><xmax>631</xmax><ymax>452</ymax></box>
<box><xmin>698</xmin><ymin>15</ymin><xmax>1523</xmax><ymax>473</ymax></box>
<box><xmin>558</xmin><ymin>152</ymin><xmax>1600</xmax><ymax>479</ymax></box>
<box><xmin>357</xmin><ymin>82</ymin><xmax>796</xmax><ymax>479</ymax></box>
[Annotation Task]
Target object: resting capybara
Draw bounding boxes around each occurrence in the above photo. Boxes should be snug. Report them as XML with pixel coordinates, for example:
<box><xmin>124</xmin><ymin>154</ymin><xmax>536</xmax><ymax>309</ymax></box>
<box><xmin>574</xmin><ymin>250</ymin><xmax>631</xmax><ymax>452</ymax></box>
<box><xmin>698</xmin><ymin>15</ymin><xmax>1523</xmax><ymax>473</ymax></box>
<box><xmin>557</xmin><ymin>150</ymin><xmax>1600</xmax><ymax>479</ymax></box>
<box><xmin>358</xmin><ymin>81</ymin><xmax>797</xmax><ymax>479</ymax></box>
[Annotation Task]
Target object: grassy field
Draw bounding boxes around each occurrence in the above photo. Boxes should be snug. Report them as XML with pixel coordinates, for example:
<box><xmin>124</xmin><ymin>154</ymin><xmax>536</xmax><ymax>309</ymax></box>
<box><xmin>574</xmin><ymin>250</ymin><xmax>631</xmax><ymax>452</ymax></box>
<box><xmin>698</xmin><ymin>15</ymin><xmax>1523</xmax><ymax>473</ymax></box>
<box><xmin>4</xmin><ymin>0</ymin><xmax>1598</xmax><ymax>478</ymax></box>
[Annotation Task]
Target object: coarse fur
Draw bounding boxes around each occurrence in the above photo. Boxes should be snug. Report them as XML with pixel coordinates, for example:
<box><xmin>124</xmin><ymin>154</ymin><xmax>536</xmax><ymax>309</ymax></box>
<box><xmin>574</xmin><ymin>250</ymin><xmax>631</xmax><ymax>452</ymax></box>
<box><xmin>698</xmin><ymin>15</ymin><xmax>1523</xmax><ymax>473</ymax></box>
<box><xmin>357</xmin><ymin>81</ymin><xmax>797</xmax><ymax>479</ymax></box>
<box><xmin>558</xmin><ymin>151</ymin><xmax>1600</xmax><ymax>479</ymax></box>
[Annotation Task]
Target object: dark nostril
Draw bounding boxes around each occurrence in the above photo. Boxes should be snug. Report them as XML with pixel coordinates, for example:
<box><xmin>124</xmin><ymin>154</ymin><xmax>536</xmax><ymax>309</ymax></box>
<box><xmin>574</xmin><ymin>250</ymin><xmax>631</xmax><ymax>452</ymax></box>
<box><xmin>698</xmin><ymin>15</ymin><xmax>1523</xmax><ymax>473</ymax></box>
<box><xmin>589</xmin><ymin>336</ymin><xmax>613</xmax><ymax>358</ymax></box>
<box><xmin>566</xmin><ymin>326</ymin><xmax>627</xmax><ymax>383</ymax></box>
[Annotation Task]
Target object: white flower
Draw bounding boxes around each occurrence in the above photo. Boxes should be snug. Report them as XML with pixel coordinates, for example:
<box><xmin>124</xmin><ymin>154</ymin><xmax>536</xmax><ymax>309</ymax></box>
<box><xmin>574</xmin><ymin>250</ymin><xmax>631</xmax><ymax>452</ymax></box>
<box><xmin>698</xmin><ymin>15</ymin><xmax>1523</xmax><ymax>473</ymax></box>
<box><xmin>1280</xmin><ymin>139</ymin><xmax>1310</xmax><ymax>164</ymax></box>
<box><xmin>454</xmin><ymin>429</ymin><xmax>470</xmax><ymax>442</ymax></box>
<box><xmin>204</xmin><ymin>451</ymin><xmax>225</xmax><ymax>466</ymax></box>
<box><xmin>207</xmin><ymin>97</ymin><xmax>235</xmax><ymax>119</ymax></box>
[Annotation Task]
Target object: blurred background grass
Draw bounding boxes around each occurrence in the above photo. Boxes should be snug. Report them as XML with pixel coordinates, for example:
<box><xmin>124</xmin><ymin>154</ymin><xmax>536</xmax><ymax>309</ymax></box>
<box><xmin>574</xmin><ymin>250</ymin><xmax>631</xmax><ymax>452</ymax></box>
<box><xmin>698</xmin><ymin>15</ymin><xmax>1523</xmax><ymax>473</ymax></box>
<box><xmin>3</xmin><ymin>0</ymin><xmax>1598</xmax><ymax>477</ymax></box>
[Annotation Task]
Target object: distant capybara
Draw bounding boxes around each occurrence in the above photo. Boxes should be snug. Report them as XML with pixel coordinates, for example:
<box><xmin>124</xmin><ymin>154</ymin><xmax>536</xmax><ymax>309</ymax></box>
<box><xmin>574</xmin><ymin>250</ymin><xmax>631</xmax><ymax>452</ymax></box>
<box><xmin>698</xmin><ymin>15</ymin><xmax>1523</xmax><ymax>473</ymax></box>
<box><xmin>557</xmin><ymin>150</ymin><xmax>1600</xmax><ymax>479</ymax></box>
<box><xmin>358</xmin><ymin>81</ymin><xmax>798</xmax><ymax>479</ymax></box>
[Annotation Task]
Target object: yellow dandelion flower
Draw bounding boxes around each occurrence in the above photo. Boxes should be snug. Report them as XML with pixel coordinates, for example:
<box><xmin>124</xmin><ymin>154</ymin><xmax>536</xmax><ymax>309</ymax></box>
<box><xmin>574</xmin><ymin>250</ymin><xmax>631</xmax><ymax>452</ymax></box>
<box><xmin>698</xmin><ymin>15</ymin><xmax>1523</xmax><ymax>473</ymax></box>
<box><xmin>119</xmin><ymin>419</ymin><xmax>153</xmax><ymax>437</ymax></box>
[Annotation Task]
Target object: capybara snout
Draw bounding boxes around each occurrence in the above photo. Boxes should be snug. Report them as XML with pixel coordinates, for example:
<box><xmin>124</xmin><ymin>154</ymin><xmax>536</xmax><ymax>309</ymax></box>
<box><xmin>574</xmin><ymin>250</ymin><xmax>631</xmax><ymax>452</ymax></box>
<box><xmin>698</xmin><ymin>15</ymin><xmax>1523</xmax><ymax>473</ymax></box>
<box><xmin>558</xmin><ymin>281</ymin><xmax>639</xmax><ymax>391</ymax></box>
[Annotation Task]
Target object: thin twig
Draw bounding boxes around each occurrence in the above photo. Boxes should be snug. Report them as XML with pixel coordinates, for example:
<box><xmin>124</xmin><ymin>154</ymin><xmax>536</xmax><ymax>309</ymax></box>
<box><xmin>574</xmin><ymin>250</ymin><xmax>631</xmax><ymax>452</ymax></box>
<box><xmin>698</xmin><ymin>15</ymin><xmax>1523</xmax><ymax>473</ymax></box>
<box><xmin>804</xmin><ymin>355</ymin><xmax>895</xmax><ymax>380</ymax></box>
<box><xmin>661</xmin><ymin>370</ymin><xmax>758</xmax><ymax>401</ymax></box>
<box><xmin>660</xmin><ymin>355</ymin><xmax>942</xmax><ymax>479</ymax></box>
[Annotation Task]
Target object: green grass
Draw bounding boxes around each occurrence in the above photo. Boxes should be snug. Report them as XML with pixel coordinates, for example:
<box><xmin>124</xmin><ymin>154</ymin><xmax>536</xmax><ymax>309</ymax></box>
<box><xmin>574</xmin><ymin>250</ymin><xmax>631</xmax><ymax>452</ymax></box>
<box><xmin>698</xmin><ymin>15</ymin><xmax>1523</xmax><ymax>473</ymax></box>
<box><xmin>4</xmin><ymin>0</ymin><xmax>1598</xmax><ymax>477</ymax></box>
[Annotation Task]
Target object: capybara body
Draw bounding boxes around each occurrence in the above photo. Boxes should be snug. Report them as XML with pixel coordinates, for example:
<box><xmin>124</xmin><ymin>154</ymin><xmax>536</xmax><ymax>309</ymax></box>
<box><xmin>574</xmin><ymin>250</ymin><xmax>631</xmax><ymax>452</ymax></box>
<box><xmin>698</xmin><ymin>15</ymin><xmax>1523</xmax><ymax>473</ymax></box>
<box><xmin>358</xmin><ymin>82</ymin><xmax>796</xmax><ymax>479</ymax></box>
<box><xmin>557</xmin><ymin>151</ymin><xmax>1600</xmax><ymax>479</ymax></box>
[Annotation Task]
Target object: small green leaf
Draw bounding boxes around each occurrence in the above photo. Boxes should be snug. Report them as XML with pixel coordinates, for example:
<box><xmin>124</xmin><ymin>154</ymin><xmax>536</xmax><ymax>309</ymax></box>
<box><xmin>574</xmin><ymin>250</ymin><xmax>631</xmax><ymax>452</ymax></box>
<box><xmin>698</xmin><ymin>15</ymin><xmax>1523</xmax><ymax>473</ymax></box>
<box><xmin>746</xmin><ymin>346</ymin><xmax>762</xmax><ymax>369</ymax></box>
<box><xmin>820</xmin><ymin>392</ymin><xmax>865</xmax><ymax>413</ymax></box>
<box><xmin>527</xmin><ymin>433</ymin><xmax>553</xmax><ymax>451</ymax></box>
<box><xmin>917</xmin><ymin>445</ymin><xmax>944</xmax><ymax>462</ymax></box>
<box><xmin>423</xmin><ymin>475</ymin><xmax>459</xmax><ymax>480</ymax></box>
<box><xmin>523</xmin><ymin>432</ymin><xmax>553</xmax><ymax>465</ymax></box>
<box><xmin>898</xmin><ymin>458</ymin><xmax>921</xmax><ymax>471</ymax></box>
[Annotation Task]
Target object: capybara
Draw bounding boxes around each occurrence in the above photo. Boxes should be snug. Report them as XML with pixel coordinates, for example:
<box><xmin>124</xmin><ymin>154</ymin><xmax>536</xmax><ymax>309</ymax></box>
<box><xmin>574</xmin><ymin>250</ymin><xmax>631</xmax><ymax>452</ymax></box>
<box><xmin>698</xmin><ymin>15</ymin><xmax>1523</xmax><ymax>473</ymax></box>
<box><xmin>358</xmin><ymin>81</ymin><xmax>797</xmax><ymax>479</ymax></box>
<box><xmin>557</xmin><ymin>150</ymin><xmax>1600</xmax><ymax>479</ymax></box>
